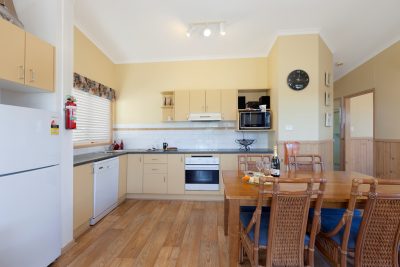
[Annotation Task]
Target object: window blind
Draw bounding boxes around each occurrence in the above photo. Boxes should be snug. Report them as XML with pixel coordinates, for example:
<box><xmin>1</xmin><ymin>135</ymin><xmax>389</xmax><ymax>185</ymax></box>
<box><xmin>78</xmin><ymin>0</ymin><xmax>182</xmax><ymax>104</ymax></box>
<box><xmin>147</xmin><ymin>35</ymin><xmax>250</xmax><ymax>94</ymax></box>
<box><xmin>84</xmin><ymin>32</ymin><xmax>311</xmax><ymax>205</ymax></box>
<box><xmin>72</xmin><ymin>88</ymin><xmax>111</xmax><ymax>145</ymax></box>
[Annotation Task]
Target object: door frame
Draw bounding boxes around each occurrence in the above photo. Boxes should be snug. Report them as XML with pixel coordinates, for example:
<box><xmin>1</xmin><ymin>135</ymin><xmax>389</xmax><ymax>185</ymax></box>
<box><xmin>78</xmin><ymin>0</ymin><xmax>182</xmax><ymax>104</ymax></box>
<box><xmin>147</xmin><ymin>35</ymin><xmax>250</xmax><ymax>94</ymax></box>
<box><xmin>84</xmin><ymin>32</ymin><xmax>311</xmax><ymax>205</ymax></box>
<box><xmin>342</xmin><ymin>89</ymin><xmax>375</xmax><ymax>174</ymax></box>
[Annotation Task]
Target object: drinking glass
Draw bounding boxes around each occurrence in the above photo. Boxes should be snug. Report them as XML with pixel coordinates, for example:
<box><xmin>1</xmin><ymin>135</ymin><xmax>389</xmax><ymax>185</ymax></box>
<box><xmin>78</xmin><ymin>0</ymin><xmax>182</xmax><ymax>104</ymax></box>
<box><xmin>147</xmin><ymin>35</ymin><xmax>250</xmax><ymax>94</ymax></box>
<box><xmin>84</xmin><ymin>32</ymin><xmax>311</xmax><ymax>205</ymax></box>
<box><xmin>263</xmin><ymin>160</ymin><xmax>271</xmax><ymax>176</ymax></box>
<box><xmin>256</xmin><ymin>160</ymin><xmax>263</xmax><ymax>173</ymax></box>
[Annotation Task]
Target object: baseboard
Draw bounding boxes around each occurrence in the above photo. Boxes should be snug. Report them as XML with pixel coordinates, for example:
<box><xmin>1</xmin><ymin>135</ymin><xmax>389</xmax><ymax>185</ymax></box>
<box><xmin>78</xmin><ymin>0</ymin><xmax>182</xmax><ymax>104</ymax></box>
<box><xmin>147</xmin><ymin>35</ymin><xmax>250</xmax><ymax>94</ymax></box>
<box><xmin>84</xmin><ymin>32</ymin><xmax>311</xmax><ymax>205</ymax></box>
<box><xmin>126</xmin><ymin>193</ymin><xmax>224</xmax><ymax>201</ymax></box>
<box><xmin>61</xmin><ymin>240</ymin><xmax>76</xmax><ymax>254</ymax></box>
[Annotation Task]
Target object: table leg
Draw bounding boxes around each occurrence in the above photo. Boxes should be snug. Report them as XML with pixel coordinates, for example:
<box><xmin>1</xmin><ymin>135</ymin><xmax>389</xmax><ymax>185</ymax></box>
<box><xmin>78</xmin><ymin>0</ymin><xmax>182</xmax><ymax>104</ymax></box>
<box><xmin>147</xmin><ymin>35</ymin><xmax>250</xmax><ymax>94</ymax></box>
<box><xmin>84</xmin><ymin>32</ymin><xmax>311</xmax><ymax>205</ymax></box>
<box><xmin>228</xmin><ymin>199</ymin><xmax>240</xmax><ymax>267</ymax></box>
<box><xmin>224</xmin><ymin>193</ymin><xmax>229</xmax><ymax>236</ymax></box>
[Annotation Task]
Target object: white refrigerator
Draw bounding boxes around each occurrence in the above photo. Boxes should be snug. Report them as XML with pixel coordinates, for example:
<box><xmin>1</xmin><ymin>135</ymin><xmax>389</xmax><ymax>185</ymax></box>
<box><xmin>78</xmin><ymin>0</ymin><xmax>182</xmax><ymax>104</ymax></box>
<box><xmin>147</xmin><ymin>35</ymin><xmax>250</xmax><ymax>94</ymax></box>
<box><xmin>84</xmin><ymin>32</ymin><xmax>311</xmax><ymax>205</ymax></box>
<box><xmin>0</xmin><ymin>104</ymin><xmax>61</xmax><ymax>267</ymax></box>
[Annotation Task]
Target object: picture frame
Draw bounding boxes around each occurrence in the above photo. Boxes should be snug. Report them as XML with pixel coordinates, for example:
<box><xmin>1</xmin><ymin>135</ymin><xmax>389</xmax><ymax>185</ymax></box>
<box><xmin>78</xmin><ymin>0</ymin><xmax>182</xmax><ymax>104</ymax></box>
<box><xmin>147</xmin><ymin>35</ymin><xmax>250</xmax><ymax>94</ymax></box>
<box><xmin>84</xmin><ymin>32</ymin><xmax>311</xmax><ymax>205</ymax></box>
<box><xmin>325</xmin><ymin>91</ymin><xmax>331</xmax><ymax>106</ymax></box>
<box><xmin>324</xmin><ymin>72</ymin><xmax>331</xmax><ymax>87</ymax></box>
<box><xmin>325</xmin><ymin>112</ymin><xmax>333</xmax><ymax>127</ymax></box>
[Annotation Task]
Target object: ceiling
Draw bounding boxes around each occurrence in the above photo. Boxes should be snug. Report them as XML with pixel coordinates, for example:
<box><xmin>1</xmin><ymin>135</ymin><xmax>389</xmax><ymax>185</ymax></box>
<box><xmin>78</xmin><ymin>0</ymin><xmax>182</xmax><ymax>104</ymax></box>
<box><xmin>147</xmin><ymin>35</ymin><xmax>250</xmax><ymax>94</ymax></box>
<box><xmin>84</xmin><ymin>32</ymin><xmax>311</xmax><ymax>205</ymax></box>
<box><xmin>74</xmin><ymin>0</ymin><xmax>400</xmax><ymax>80</ymax></box>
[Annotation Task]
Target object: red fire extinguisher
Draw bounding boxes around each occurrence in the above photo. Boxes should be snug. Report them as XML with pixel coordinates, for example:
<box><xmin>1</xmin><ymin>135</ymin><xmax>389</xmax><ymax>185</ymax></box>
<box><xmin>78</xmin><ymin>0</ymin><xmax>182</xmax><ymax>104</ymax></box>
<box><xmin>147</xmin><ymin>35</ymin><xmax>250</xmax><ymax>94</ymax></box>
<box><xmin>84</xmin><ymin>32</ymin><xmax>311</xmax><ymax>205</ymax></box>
<box><xmin>65</xmin><ymin>95</ymin><xmax>77</xmax><ymax>129</ymax></box>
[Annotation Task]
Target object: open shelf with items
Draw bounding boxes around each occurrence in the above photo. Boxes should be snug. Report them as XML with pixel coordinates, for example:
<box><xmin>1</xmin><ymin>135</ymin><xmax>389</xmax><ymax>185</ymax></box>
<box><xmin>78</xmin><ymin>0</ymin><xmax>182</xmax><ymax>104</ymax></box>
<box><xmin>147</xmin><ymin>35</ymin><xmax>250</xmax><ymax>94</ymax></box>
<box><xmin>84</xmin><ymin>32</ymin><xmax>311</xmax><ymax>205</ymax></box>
<box><xmin>161</xmin><ymin>91</ymin><xmax>175</xmax><ymax>121</ymax></box>
<box><xmin>237</xmin><ymin>89</ymin><xmax>270</xmax><ymax>110</ymax></box>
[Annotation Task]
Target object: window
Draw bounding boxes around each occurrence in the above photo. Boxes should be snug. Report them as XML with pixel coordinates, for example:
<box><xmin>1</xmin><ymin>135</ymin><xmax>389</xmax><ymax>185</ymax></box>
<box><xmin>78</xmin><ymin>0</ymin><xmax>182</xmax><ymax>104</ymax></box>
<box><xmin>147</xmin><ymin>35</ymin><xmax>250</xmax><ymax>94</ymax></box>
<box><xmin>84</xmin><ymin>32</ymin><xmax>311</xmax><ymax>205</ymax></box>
<box><xmin>72</xmin><ymin>88</ymin><xmax>111</xmax><ymax>146</ymax></box>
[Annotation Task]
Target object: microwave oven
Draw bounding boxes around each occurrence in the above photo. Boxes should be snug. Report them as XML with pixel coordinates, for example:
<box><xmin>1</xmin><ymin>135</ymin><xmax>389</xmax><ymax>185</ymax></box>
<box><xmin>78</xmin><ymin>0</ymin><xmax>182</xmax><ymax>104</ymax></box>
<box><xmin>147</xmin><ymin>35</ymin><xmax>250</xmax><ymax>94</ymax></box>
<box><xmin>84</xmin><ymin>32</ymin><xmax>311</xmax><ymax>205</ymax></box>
<box><xmin>238</xmin><ymin>110</ymin><xmax>271</xmax><ymax>130</ymax></box>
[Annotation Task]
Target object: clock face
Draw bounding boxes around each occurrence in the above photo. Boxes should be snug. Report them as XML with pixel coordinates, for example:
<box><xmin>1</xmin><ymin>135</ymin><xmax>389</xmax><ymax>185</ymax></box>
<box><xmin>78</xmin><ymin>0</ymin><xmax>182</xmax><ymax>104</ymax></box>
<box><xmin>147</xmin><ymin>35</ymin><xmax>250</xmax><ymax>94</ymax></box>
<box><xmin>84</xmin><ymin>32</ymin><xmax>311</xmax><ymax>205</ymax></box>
<box><xmin>287</xmin><ymin>69</ymin><xmax>309</xmax><ymax>91</ymax></box>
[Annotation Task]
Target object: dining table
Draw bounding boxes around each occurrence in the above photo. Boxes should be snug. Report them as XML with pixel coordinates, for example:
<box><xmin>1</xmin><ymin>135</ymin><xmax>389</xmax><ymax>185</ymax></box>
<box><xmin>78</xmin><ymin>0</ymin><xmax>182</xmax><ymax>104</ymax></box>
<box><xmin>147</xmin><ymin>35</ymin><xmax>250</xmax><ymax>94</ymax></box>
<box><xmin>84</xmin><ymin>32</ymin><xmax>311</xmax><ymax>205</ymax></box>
<box><xmin>222</xmin><ymin>170</ymin><xmax>400</xmax><ymax>267</ymax></box>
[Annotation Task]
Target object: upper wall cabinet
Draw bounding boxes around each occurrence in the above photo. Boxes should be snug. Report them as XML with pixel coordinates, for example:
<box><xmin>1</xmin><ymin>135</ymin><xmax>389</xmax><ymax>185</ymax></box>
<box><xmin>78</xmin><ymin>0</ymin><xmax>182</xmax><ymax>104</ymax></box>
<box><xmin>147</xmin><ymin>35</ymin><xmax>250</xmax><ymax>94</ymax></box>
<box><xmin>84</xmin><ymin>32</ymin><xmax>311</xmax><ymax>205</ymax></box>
<box><xmin>220</xmin><ymin>89</ymin><xmax>237</xmax><ymax>120</ymax></box>
<box><xmin>0</xmin><ymin>19</ymin><xmax>55</xmax><ymax>92</ymax></box>
<box><xmin>174</xmin><ymin>90</ymin><xmax>190</xmax><ymax>121</ymax></box>
<box><xmin>189</xmin><ymin>90</ymin><xmax>221</xmax><ymax>113</ymax></box>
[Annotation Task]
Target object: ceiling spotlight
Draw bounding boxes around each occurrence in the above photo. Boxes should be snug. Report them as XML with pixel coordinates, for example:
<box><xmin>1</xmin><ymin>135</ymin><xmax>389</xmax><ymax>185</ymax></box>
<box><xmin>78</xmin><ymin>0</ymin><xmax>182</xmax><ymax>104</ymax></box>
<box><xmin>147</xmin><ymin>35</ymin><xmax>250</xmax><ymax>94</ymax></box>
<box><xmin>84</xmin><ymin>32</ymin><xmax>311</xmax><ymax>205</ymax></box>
<box><xmin>203</xmin><ymin>27</ymin><xmax>212</xmax><ymax>37</ymax></box>
<box><xmin>186</xmin><ymin>25</ymin><xmax>193</xmax><ymax>37</ymax></box>
<box><xmin>219</xmin><ymin>22</ymin><xmax>226</xmax><ymax>36</ymax></box>
<box><xmin>335</xmin><ymin>62</ymin><xmax>344</xmax><ymax>67</ymax></box>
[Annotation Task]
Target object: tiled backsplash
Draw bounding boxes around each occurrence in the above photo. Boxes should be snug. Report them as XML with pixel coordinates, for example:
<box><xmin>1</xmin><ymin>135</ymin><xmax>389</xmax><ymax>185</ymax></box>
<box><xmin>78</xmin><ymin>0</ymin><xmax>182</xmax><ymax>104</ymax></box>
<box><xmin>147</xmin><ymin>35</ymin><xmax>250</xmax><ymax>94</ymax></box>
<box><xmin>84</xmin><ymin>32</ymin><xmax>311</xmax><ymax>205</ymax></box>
<box><xmin>114</xmin><ymin>122</ymin><xmax>274</xmax><ymax>150</ymax></box>
<box><xmin>74</xmin><ymin>122</ymin><xmax>275</xmax><ymax>155</ymax></box>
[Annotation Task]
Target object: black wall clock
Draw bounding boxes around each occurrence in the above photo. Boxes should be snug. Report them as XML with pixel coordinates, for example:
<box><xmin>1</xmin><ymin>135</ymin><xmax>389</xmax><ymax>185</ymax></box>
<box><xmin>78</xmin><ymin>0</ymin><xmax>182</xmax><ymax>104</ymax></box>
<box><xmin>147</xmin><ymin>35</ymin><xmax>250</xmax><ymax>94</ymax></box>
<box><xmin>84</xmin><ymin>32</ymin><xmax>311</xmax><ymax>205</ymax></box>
<box><xmin>287</xmin><ymin>69</ymin><xmax>309</xmax><ymax>91</ymax></box>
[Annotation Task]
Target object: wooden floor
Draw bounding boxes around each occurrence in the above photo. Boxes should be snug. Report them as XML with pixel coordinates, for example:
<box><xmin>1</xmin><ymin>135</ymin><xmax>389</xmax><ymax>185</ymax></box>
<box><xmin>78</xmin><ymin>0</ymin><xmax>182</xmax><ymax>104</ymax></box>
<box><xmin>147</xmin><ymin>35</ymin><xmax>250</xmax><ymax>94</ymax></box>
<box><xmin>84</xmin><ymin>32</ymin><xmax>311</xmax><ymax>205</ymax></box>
<box><xmin>53</xmin><ymin>199</ymin><xmax>334</xmax><ymax>267</ymax></box>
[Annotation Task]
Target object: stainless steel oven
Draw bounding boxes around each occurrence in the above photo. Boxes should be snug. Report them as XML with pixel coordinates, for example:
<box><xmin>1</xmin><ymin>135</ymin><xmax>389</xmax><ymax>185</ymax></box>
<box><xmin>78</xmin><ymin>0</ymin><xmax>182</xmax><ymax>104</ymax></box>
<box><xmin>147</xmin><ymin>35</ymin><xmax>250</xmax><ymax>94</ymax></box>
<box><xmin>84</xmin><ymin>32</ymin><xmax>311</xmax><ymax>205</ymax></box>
<box><xmin>185</xmin><ymin>155</ymin><xmax>220</xmax><ymax>191</ymax></box>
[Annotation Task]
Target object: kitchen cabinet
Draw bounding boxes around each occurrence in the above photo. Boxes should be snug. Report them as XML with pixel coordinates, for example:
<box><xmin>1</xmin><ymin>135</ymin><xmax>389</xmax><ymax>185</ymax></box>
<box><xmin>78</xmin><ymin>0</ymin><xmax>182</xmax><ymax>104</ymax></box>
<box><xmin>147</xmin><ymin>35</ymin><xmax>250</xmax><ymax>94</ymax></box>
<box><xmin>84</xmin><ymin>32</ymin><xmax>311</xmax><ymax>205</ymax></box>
<box><xmin>189</xmin><ymin>89</ymin><xmax>222</xmax><ymax>113</ymax></box>
<box><xmin>219</xmin><ymin>154</ymin><xmax>239</xmax><ymax>194</ymax></box>
<box><xmin>189</xmin><ymin>90</ymin><xmax>206</xmax><ymax>113</ymax></box>
<box><xmin>167</xmin><ymin>154</ymin><xmax>185</xmax><ymax>194</ymax></box>
<box><xmin>143</xmin><ymin>163</ymin><xmax>167</xmax><ymax>194</ymax></box>
<box><xmin>127</xmin><ymin>154</ymin><xmax>144</xmax><ymax>193</ymax></box>
<box><xmin>24</xmin><ymin>32</ymin><xmax>55</xmax><ymax>91</ymax></box>
<box><xmin>221</xmin><ymin>90</ymin><xmax>237</xmax><ymax>120</ymax></box>
<box><xmin>0</xmin><ymin>18</ymin><xmax>25</xmax><ymax>85</ymax></box>
<box><xmin>0</xmin><ymin>19</ymin><xmax>55</xmax><ymax>92</ymax></box>
<box><xmin>73</xmin><ymin>163</ymin><xmax>94</xmax><ymax>237</ymax></box>
<box><xmin>174</xmin><ymin>90</ymin><xmax>190</xmax><ymax>121</ymax></box>
<box><xmin>118</xmin><ymin>155</ymin><xmax>128</xmax><ymax>201</ymax></box>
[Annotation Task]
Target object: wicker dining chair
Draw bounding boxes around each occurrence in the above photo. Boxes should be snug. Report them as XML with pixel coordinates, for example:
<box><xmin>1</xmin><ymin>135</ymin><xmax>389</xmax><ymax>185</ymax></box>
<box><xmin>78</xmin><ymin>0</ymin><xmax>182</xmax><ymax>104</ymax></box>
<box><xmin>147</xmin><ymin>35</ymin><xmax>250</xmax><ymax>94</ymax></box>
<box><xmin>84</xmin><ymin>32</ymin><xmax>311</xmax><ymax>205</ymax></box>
<box><xmin>288</xmin><ymin>154</ymin><xmax>325</xmax><ymax>172</ymax></box>
<box><xmin>239</xmin><ymin>176</ymin><xmax>327</xmax><ymax>267</ymax></box>
<box><xmin>316</xmin><ymin>178</ymin><xmax>400</xmax><ymax>267</ymax></box>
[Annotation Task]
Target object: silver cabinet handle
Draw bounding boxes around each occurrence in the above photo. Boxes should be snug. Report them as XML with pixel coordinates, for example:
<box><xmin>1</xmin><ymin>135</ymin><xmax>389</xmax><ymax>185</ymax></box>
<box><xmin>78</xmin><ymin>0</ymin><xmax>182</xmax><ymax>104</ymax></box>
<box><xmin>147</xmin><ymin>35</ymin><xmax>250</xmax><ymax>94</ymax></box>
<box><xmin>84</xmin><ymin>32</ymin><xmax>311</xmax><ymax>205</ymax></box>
<box><xmin>152</xmin><ymin>168</ymin><xmax>158</xmax><ymax>171</ymax></box>
<box><xmin>29</xmin><ymin>69</ymin><xmax>35</xmax><ymax>82</ymax></box>
<box><xmin>164</xmin><ymin>176</ymin><xmax>166</xmax><ymax>182</ymax></box>
<box><xmin>18</xmin><ymin>65</ymin><xmax>24</xmax><ymax>80</ymax></box>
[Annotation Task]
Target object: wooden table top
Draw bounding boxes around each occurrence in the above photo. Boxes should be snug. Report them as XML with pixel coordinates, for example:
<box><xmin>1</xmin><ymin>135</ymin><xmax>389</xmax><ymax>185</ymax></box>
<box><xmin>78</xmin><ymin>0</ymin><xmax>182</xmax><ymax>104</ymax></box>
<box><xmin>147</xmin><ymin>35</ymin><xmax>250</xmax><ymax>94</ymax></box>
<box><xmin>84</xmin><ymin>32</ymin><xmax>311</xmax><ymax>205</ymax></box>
<box><xmin>222</xmin><ymin>170</ymin><xmax>400</xmax><ymax>206</ymax></box>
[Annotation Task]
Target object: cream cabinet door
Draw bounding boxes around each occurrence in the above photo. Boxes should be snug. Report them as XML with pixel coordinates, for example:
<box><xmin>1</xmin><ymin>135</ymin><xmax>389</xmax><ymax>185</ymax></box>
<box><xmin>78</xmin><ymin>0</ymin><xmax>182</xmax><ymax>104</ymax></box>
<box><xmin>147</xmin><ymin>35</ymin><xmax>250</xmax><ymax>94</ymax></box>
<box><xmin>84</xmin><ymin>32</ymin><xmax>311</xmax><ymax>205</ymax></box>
<box><xmin>143</xmin><ymin>173</ymin><xmax>167</xmax><ymax>194</ymax></box>
<box><xmin>127</xmin><ymin>154</ymin><xmax>144</xmax><ymax>193</ymax></box>
<box><xmin>0</xmin><ymin>19</ymin><xmax>25</xmax><ymax>84</ymax></box>
<box><xmin>189</xmin><ymin>90</ymin><xmax>206</xmax><ymax>113</ymax></box>
<box><xmin>206</xmin><ymin>90</ymin><xmax>221</xmax><ymax>113</ymax></box>
<box><xmin>221</xmin><ymin>90</ymin><xmax>238</xmax><ymax>120</ymax></box>
<box><xmin>174</xmin><ymin>90</ymin><xmax>190</xmax><ymax>121</ymax></box>
<box><xmin>73</xmin><ymin>164</ymin><xmax>94</xmax><ymax>231</ymax></box>
<box><xmin>25</xmin><ymin>32</ymin><xmax>55</xmax><ymax>91</ymax></box>
<box><xmin>167</xmin><ymin>154</ymin><xmax>185</xmax><ymax>194</ymax></box>
<box><xmin>219</xmin><ymin>154</ymin><xmax>239</xmax><ymax>194</ymax></box>
<box><xmin>118</xmin><ymin>155</ymin><xmax>128</xmax><ymax>199</ymax></box>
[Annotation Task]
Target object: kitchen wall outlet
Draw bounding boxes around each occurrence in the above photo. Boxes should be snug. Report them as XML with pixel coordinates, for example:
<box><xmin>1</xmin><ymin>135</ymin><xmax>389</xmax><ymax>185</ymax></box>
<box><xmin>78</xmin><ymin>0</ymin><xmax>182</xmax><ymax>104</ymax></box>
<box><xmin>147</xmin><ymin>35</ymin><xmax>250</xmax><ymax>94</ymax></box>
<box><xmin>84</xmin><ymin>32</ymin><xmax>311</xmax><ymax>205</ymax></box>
<box><xmin>285</xmin><ymin>125</ymin><xmax>294</xmax><ymax>131</ymax></box>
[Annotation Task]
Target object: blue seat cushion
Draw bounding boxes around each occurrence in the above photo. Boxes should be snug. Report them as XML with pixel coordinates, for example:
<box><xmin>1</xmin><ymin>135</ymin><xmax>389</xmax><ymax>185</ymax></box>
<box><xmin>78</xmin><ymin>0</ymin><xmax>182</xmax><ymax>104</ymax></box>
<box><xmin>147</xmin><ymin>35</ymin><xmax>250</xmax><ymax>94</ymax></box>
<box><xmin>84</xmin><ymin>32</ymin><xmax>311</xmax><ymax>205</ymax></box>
<box><xmin>313</xmin><ymin>208</ymin><xmax>362</xmax><ymax>249</ymax></box>
<box><xmin>240</xmin><ymin>211</ymin><xmax>310</xmax><ymax>247</ymax></box>
<box><xmin>240</xmin><ymin>206</ymin><xmax>270</xmax><ymax>212</ymax></box>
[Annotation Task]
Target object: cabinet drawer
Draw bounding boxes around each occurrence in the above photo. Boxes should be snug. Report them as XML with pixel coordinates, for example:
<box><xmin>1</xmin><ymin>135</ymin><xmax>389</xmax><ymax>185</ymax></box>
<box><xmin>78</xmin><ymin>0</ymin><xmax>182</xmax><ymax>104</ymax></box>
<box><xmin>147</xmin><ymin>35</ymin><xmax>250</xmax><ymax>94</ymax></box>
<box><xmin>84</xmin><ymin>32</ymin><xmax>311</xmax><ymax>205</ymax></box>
<box><xmin>144</xmin><ymin>163</ymin><xmax>168</xmax><ymax>174</ymax></box>
<box><xmin>144</xmin><ymin>154</ymin><xmax>168</xmax><ymax>164</ymax></box>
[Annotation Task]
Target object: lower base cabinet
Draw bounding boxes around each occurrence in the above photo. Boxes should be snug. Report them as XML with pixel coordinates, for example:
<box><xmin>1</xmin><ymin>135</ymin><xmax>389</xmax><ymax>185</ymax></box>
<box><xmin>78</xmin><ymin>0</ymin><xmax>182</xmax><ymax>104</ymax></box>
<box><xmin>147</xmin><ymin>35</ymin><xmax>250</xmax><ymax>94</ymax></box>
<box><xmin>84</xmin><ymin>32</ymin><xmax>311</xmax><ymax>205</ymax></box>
<box><xmin>118</xmin><ymin>155</ymin><xmax>128</xmax><ymax>201</ymax></box>
<box><xmin>127</xmin><ymin>154</ymin><xmax>144</xmax><ymax>193</ymax></box>
<box><xmin>73</xmin><ymin>163</ymin><xmax>93</xmax><ymax>237</ymax></box>
<box><xmin>143</xmin><ymin>173</ymin><xmax>167</xmax><ymax>194</ymax></box>
<box><xmin>167</xmin><ymin>154</ymin><xmax>185</xmax><ymax>194</ymax></box>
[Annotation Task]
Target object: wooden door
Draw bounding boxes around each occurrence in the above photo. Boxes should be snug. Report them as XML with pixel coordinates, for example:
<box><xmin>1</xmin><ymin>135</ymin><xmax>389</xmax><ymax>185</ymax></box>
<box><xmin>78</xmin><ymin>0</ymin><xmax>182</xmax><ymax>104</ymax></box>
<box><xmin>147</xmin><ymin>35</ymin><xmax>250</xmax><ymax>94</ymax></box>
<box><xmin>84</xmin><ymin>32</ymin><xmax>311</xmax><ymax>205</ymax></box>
<box><xmin>390</xmin><ymin>143</ymin><xmax>400</xmax><ymax>179</ymax></box>
<box><xmin>167</xmin><ymin>154</ymin><xmax>185</xmax><ymax>194</ymax></box>
<box><xmin>205</xmin><ymin>89</ymin><xmax>221</xmax><ymax>112</ymax></box>
<box><xmin>143</xmin><ymin>173</ymin><xmax>167</xmax><ymax>194</ymax></box>
<box><xmin>221</xmin><ymin>89</ymin><xmax>237</xmax><ymax>120</ymax></box>
<box><xmin>73</xmin><ymin>164</ymin><xmax>94</xmax><ymax>232</ymax></box>
<box><xmin>127</xmin><ymin>154</ymin><xmax>143</xmax><ymax>193</ymax></box>
<box><xmin>189</xmin><ymin>90</ymin><xmax>206</xmax><ymax>113</ymax></box>
<box><xmin>25</xmin><ymin>32</ymin><xmax>55</xmax><ymax>91</ymax></box>
<box><xmin>0</xmin><ymin>19</ymin><xmax>25</xmax><ymax>84</ymax></box>
<box><xmin>118</xmin><ymin>155</ymin><xmax>128</xmax><ymax>200</ymax></box>
<box><xmin>174</xmin><ymin>90</ymin><xmax>190</xmax><ymax>121</ymax></box>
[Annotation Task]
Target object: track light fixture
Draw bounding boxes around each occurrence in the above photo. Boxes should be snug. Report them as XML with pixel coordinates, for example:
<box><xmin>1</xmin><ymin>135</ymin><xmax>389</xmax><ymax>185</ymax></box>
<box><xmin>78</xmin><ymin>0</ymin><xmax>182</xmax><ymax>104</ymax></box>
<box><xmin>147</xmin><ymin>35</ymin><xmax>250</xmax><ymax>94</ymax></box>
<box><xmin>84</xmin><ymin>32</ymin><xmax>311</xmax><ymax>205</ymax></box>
<box><xmin>186</xmin><ymin>21</ymin><xmax>226</xmax><ymax>38</ymax></box>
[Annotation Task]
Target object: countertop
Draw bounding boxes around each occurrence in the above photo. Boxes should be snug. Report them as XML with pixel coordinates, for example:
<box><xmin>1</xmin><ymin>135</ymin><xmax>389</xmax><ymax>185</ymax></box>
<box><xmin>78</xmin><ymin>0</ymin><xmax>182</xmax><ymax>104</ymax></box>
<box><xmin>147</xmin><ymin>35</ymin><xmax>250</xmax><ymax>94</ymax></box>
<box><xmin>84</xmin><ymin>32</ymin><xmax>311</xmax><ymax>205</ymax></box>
<box><xmin>73</xmin><ymin>148</ymin><xmax>273</xmax><ymax>167</ymax></box>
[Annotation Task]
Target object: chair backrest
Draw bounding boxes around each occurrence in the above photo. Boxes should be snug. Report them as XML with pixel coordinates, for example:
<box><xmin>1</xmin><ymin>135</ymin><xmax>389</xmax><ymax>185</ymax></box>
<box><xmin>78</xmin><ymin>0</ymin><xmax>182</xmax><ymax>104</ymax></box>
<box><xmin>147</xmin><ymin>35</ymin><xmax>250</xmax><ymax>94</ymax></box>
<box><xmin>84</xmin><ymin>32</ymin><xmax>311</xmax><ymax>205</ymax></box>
<box><xmin>238</xmin><ymin>154</ymin><xmax>272</xmax><ymax>172</ymax></box>
<box><xmin>354</xmin><ymin>178</ymin><xmax>400</xmax><ymax>267</ymax></box>
<box><xmin>255</xmin><ymin>176</ymin><xmax>326</xmax><ymax>267</ymax></box>
<box><xmin>288</xmin><ymin>154</ymin><xmax>325</xmax><ymax>172</ymax></box>
<box><xmin>284</xmin><ymin>141</ymin><xmax>300</xmax><ymax>165</ymax></box>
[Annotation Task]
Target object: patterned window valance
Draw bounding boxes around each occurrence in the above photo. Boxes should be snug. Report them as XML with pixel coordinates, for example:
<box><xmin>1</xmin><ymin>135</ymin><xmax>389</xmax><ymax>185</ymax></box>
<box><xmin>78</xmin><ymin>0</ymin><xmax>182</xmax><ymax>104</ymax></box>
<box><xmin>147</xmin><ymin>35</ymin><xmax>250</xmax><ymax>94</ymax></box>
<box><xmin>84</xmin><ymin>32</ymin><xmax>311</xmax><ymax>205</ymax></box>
<box><xmin>73</xmin><ymin>73</ymin><xmax>116</xmax><ymax>101</ymax></box>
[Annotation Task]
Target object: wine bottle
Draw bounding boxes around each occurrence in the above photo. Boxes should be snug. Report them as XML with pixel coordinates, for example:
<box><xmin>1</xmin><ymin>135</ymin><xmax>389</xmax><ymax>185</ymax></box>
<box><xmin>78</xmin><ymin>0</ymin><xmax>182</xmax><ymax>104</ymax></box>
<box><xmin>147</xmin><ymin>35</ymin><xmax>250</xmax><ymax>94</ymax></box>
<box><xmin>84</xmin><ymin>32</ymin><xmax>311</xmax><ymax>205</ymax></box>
<box><xmin>271</xmin><ymin>145</ymin><xmax>280</xmax><ymax>177</ymax></box>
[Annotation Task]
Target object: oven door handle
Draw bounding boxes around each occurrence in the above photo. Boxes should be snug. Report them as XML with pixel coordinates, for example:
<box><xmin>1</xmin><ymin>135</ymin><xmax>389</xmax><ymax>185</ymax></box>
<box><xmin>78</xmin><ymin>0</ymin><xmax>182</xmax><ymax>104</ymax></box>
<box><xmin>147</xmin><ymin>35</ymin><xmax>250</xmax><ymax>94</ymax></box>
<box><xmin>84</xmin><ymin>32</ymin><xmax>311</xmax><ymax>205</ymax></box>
<box><xmin>185</xmin><ymin>165</ymin><xmax>219</xmax><ymax>171</ymax></box>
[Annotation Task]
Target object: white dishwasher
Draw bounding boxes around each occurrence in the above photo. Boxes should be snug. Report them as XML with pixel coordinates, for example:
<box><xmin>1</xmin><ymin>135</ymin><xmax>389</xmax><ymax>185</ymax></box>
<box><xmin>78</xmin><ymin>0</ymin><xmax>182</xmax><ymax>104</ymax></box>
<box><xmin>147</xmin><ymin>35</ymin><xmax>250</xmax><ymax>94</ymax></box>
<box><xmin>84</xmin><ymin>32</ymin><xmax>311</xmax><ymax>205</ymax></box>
<box><xmin>90</xmin><ymin>157</ymin><xmax>119</xmax><ymax>225</ymax></box>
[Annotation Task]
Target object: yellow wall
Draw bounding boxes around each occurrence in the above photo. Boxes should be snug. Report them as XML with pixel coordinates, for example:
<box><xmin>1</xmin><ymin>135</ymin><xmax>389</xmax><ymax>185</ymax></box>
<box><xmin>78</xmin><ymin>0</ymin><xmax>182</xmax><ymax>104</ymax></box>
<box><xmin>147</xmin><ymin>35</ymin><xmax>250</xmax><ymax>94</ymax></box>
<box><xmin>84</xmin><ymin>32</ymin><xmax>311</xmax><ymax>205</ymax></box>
<box><xmin>268</xmin><ymin>34</ymin><xmax>332</xmax><ymax>141</ymax></box>
<box><xmin>115</xmin><ymin>58</ymin><xmax>268</xmax><ymax>124</ymax></box>
<box><xmin>334</xmin><ymin>41</ymin><xmax>400</xmax><ymax>139</ymax></box>
<box><xmin>350</xmin><ymin>93</ymin><xmax>373</xmax><ymax>138</ymax></box>
<box><xmin>74</xmin><ymin>27</ymin><xmax>117</xmax><ymax>89</ymax></box>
